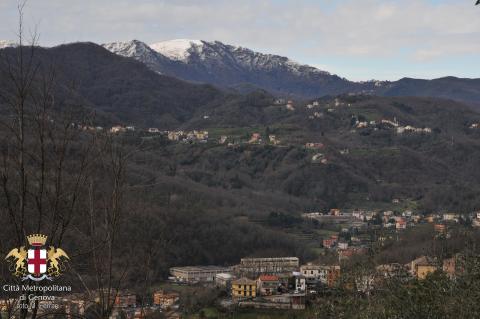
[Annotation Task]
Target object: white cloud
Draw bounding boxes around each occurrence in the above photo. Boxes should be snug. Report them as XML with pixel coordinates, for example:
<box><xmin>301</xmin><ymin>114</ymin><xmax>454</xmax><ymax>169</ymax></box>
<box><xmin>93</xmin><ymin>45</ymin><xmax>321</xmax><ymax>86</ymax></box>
<box><xmin>0</xmin><ymin>0</ymin><xmax>479</xmax><ymax>80</ymax></box>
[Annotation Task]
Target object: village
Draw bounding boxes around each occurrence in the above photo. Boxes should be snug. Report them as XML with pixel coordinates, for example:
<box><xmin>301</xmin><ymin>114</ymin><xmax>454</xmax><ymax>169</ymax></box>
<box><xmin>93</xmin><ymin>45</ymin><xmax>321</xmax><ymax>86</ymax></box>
<box><xmin>0</xmin><ymin>252</ymin><xmax>469</xmax><ymax>319</ymax></box>
<box><xmin>2</xmin><ymin>206</ymin><xmax>478</xmax><ymax>319</ymax></box>
<box><xmin>16</xmin><ymin>96</ymin><xmax>476</xmax><ymax>318</ymax></box>
<box><xmin>68</xmin><ymin>96</ymin><xmax>453</xmax><ymax>173</ymax></box>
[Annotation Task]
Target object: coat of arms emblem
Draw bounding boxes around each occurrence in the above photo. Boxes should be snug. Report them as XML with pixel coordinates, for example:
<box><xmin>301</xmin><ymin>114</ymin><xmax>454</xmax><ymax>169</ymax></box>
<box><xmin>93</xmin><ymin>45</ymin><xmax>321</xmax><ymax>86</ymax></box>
<box><xmin>5</xmin><ymin>234</ymin><xmax>69</xmax><ymax>281</ymax></box>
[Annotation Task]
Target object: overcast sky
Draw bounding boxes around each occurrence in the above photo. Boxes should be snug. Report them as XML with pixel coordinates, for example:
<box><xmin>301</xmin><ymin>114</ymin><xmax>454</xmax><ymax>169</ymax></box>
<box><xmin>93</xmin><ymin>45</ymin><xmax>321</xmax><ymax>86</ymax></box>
<box><xmin>0</xmin><ymin>0</ymin><xmax>479</xmax><ymax>81</ymax></box>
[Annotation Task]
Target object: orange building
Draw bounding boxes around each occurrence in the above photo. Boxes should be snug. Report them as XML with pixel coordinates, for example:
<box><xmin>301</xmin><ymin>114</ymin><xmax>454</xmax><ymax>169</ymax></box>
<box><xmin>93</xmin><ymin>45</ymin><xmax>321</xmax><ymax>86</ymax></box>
<box><xmin>114</xmin><ymin>292</ymin><xmax>136</xmax><ymax>308</ymax></box>
<box><xmin>153</xmin><ymin>290</ymin><xmax>180</xmax><ymax>308</ymax></box>
<box><xmin>327</xmin><ymin>265</ymin><xmax>341</xmax><ymax>287</ymax></box>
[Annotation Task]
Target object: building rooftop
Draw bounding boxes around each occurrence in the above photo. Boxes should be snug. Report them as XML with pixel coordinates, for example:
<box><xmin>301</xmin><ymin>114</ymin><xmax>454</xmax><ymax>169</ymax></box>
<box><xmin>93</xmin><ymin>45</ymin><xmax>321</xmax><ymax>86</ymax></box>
<box><xmin>259</xmin><ymin>275</ymin><xmax>279</xmax><ymax>281</ymax></box>
<box><xmin>170</xmin><ymin>265</ymin><xmax>231</xmax><ymax>272</ymax></box>
<box><xmin>233</xmin><ymin>277</ymin><xmax>257</xmax><ymax>285</ymax></box>
<box><xmin>240</xmin><ymin>257</ymin><xmax>299</xmax><ymax>263</ymax></box>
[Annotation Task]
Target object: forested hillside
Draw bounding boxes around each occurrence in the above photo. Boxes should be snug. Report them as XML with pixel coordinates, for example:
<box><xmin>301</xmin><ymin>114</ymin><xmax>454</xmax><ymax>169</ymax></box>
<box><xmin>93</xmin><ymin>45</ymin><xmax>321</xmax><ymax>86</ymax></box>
<box><xmin>2</xmin><ymin>43</ymin><xmax>480</xmax><ymax>283</ymax></box>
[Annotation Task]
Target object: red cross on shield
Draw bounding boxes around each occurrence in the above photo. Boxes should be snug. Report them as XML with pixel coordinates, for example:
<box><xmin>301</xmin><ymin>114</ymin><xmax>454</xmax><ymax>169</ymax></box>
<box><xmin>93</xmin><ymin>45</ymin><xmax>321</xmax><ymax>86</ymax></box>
<box><xmin>27</xmin><ymin>248</ymin><xmax>47</xmax><ymax>276</ymax></box>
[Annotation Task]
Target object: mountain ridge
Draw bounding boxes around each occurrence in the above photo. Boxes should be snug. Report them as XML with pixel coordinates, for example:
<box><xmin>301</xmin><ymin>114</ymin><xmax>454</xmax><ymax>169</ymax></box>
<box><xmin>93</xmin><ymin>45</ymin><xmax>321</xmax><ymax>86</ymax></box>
<box><xmin>102</xmin><ymin>39</ymin><xmax>361</xmax><ymax>97</ymax></box>
<box><xmin>102</xmin><ymin>39</ymin><xmax>480</xmax><ymax>106</ymax></box>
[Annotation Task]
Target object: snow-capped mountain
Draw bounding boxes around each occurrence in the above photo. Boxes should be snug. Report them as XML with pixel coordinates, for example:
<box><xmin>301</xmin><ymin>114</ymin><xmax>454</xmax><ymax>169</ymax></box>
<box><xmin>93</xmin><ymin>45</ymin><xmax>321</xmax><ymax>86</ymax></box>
<box><xmin>102</xmin><ymin>40</ymin><xmax>178</xmax><ymax>75</ymax></box>
<box><xmin>150</xmin><ymin>39</ymin><xmax>203</xmax><ymax>62</ymax></box>
<box><xmin>148</xmin><ymin>39</ymin><xmax>330</xmax><ymax>76</ymax></box>
<box><xmin>102</xmin><ymin>39</ymin><xmax>359</xmax><ymax>97</ymax></box>
<box><xmin>0</xmin><ymin>40</ymin><xmax>17</xmax><ymax>49</ymax></box>
<box><xmin>101</xmin><ymin>39</ymin><xmax>480</xmax><ymax>104</ymax></box>
<box><xmin>103</xmin><ymin>40</ymin><xmax>156</xmax><ymax>61</ymax></box>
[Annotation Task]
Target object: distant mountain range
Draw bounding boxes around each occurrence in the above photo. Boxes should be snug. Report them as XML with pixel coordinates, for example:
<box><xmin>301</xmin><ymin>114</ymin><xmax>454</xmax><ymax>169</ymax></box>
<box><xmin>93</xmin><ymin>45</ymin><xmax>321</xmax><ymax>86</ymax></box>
<box><xmin>102</xmin><ymin>39</ymin><xmax>480</xmax><ymax>106</ymax></box>
<box><xmin>2</xmin><ymin>39</ymin><xmax>479</xmax><ymax>106</ymax></box>
<box><xmin>102</xmin><ymin>39</ymin><xmax>364</xmax><ymax>97</ymax></box>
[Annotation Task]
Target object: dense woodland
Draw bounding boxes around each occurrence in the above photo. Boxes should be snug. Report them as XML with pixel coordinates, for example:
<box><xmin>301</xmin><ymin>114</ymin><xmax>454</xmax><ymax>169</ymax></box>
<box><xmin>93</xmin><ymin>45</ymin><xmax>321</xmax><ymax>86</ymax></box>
<box><xmin>2</xmin><ymin>41</ymin><xmax>480</xmax><ymax>276</ymax></box>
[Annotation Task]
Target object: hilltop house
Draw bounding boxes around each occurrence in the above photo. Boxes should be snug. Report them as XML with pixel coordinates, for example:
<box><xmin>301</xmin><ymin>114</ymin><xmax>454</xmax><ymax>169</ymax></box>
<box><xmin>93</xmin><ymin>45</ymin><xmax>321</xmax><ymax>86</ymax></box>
<box><xmin>110</xmin><ymin>126</ymin><xmax>126</xmax><ymax>134</ymax></box>
<box><xmin>305</xmin><ymin>142</ymin><xmax>324</xmax><ymax>150</ymax></box>
<box><xmin>286</xmin><ymin>100</ymin><xmax>295</xmax><ymax>111</ymax></box>
<box><xmin>249</xmin><ymin>133</ymin><xmax>262</xmax><ymax>144</ymax></box>
<box><xmin>269</xmin><ymin>135</ymin><xmax>280</xmax><ymax>145</ymax></box>
<box><xmin>219</xmin><ymin>135</ymin><xmax>228</xmax><ymax>144</ymax></box>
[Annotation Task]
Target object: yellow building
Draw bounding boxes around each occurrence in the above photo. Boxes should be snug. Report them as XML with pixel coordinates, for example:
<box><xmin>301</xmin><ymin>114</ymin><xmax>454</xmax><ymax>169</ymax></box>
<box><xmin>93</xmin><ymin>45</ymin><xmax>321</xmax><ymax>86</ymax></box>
<box><xmin>416</xmin><ymin>264</ymin><xmax>437</xmax><ymax>280</ymax></box>
<box><xmin>232</xmin><ymin>278</ymin><xmax>257</xmax><ymax>299</ymax></box>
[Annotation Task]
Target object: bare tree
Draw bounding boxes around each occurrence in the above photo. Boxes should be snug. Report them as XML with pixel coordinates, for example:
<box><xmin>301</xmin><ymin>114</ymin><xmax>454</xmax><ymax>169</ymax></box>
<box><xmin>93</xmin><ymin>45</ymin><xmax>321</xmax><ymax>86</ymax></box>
<box><xmin>0</xmin><ymin>3</ymin><xmax>112</xmax><ymax>319</ymax></box>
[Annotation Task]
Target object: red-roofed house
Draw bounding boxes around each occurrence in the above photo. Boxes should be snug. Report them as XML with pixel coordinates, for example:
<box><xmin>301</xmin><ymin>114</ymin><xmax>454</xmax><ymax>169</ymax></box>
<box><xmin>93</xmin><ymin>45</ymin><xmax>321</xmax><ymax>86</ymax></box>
<box><xmin>257</xmin><ymin>275</ymin><xmax>280</xmax><ymax>296</ymax></box>
<box><xmin>323</xmin><ymin>238</ymin><xmax>337</xmax><ymax>249</ymax></box>
<box><xmin>396</xmin><ymin>218</ymin><xmax>407</xmax><ymax>230</ymax></box>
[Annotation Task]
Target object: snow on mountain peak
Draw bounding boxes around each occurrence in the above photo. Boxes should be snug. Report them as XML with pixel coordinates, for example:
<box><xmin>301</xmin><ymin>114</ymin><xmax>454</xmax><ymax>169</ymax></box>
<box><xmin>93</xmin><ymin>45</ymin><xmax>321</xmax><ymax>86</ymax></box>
<box><xmin>150</xmin><ymin>39</ymin><xmax>203</xmax><ymax>61</ymax></box>
<box><xmin>0</xmin><ymin>40</ymin><xmax>17</xmax><ymax>49</ymax></box>
<box><xmin>102</xmin><ymin>40</ymin><xmax>152</xmax><ymax>57</ymax></box>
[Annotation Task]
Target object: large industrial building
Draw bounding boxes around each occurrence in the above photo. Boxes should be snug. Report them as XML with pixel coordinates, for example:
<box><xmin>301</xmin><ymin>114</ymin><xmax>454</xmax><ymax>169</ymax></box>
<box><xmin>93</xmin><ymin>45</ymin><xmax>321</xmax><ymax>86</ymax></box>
<box><xmin>233</xmin><ymin>257</ymin><xmax>299</xmax><ymax>277</ymax></box>
<box><xmin>169</xmin><ymin>265</ymin><xmax>232</xmax><ymax>284</ymax></box>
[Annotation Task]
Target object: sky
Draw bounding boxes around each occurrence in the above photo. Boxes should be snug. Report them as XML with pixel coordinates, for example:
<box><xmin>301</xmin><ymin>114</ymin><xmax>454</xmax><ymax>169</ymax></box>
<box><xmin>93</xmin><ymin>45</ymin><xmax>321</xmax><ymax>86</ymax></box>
<box><xmin>0</xmin><ymin>0</ymin><xmax>479</xmax><ymax>81</ymax></box>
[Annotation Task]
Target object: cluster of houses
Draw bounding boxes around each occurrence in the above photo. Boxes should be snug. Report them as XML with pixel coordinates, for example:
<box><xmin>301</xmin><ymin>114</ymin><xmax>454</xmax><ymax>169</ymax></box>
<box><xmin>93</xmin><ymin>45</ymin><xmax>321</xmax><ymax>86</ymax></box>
<box><xmin>167</xmin><ymin>251</ymin><xmax>471</xmax><ymax>310</ymax></box>
<box><xmin>305</xmin><ymin>98</ymin><xmax>349</xmax><ymax>116</ymax></box>
<box><xmin>306</xmin><ymin>98</ymin><xmax>351</xmax><ymax>110</ymax></box>
<box><xmin>308</xmin><ymin>111</ymin><xmax>324</xmax><ymax>119</ymax></box>
<box><xmin>304</xmin><ymin>142</ymin><xmax>328</xmax><ymax>164</ymax></box>
<box><xmin>166</xmin><ymin>130</ymin><xmax>208</xmax><ymax>143</ymax></box>
<box><xmin>107</xmin><ymin>125</ymin><xmax>210</xmax><ymax>144</ymax></box>
<box><xmin>109</xmin><ymin>125</ymin><xmax>134</xmax><ymax>133</ymax></box>
<box><xmin>305</xmin><ymin>101</ymin><xmax>321</xmax><ymax>109</ymax></box>
<box><xmin>278</xmin><ymin>97</ymin><xmax>348</xmax><ymax>111</ymax></box>
<box><xmin>353</xmin><ymin>117</ymin><xmax>432</xmax><ymax>134</ymax></box>
<box><xmin>273</xmin><ymin>98</ymin><xmax>296</xmax><ymax>111</ymax></box>
<box><xmin>302</xmin><ymin>208</ymin><xmax>480</xmax><ymax>265</ymax></box>
<box><xmin>305</xmin><ymin>208</ymin><xmax>479</xmax><ymax>234</ymax></box>
<box><xmin>169</xmin><ymin>257</ymin><xmax>343</xmax><ymax>310</ymax></box>
<box><xmin>219</xmin><ymin>132</ymin><xmax>282</xmax><ymax>147</ymax></box>
<box><xmin>2</xmin><ymin>253</ymin><xmax>472</xmax><ymax>317</ymax></box>
<box><xmin>356</xmin><ymin>253</ymin><xmax>467</xmax><ymax>294</ymax></box>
